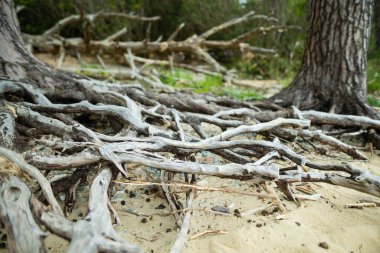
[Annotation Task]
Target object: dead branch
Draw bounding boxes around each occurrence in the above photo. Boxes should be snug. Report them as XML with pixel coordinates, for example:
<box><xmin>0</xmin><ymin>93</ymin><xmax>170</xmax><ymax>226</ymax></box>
<box><xmin>42</xmin><ymin>11</ymin><xmax>160</xmax><ymax>38</ymax></box>
<box><xmin>25</xmin><ymin>10</ymin><xmax>292</xmax><ymax>84</ymax></box>
<box><xmin>0</xmin><ymin>174</ymin><xmax>47</xmax><ymax>253</ymax></box>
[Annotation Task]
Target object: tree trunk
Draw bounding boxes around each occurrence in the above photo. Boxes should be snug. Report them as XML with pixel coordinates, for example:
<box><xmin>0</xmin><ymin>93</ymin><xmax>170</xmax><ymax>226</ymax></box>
<box><xmin>271</xmin><ymin>0</ymin><xmax>378</xmax><ymax>118</ymax></box>
<box><xmin>0</xmin><ymin>0</ymin><xmax>87</xmax><ymax>101</ymax></box>
<box><xmin>374</xmin><ymin>0</ymin><xmax>380</xmax><ymax>49</ymax></box>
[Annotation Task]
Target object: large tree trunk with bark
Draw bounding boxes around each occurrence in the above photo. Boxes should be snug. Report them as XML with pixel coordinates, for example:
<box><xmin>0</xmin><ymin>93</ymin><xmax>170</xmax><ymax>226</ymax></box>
<box><xmin>0</xmin><ymin>0</ymin><xmax>88</xmax><ymax>102</ymax></box>
<box><xmin>271</xmin><ymin>0</ymin><xmax>378</xmax><ymax>118</ymax></box>
<box><xmin>374</xmin><ymin>0</ymin><xmax>380</xmax><ymax>49</ymax></box>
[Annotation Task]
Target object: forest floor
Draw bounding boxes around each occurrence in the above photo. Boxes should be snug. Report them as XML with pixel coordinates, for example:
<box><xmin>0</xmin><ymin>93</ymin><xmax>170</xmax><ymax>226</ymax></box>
<box><xmin>1</xmin><ymin>54</ymin><xmax>379</xmax><ymax>253</ymax></box>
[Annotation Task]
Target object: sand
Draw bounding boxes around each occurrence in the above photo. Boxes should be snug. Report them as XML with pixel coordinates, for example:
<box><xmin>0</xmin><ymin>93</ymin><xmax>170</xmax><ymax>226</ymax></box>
<box><xmin>0</xmin><ymin>55</ymin><xmax>378</xmax><ymax>253</ymax></box>
<box><xmin>30</xmin><ymin>152</ymin><xmax>379</xmax><ymax>253</ymax></box>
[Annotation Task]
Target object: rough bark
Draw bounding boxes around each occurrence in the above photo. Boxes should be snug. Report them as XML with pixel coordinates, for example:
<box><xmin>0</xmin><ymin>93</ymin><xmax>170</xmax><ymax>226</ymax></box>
<box><xmin>271</xmin><ymin>0</ymin><xmax>378</xmax><ymax>118</ymax></box>
<box><xmin>0</xmin><ymin>0</ymin><xmax>90</xmax><ymax>101</ymax></box>
<box><xmin>374</xmin><ymin>0</ymin><xmax>380</xmax><ymax>49</ymax></box>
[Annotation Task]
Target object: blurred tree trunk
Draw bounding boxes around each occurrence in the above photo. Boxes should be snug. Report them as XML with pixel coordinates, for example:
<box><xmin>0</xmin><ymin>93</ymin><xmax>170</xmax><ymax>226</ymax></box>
<box><xmin>271</xmin><ymin>0</ymin><xmax>378</xmax><ymax>118</ymax></box>
<box><xmin>0</xmin><ymin>0</ymin><xmax>85</xmax><ymax>100</ymax></box>
<box><xmin>375</xmin><ymin>0</ymin><xmax>380</xmax><ymax>49</ymax></box>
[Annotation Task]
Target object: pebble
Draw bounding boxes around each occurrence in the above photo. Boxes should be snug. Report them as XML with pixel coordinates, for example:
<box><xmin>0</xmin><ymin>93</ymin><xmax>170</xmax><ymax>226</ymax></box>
<box><xmin>211</xmin><ymin>206</ymin><xmax>229</xmax><ymax>213</ymax></box>
<box><xmin>318</xmin><ymin>242</ymin><xmax>329</xmax><ymax>249</ymax></box>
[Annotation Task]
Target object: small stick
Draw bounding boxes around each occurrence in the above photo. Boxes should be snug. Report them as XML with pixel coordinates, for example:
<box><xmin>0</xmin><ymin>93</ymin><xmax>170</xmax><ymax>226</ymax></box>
<box><xmin>113</xmin><ymin>180</ymin><xmax>277</xmax><ymax>199</ymax></box>
<box><xmin>260</xmin><ymin>182</ymin><xmax>287</xmax><ymax>213</ymax></box>
<box><xmin>169</xmin><ymin>189</ymin><xmax>195</xmax><ymax>253</ymax></box>
<box><xmin>168</xmin><ymin>23</ymin><xmax>185</xmax><ymax>42</ymax></box>
<box><xmin>145</xmin><ymin>22</ymin><xmax>152</xmax><ymax>42</ymax></box>
<box><xmin>104</xmin><ymin>27</ymin><xmax>127</xmax><ymax>42</ymax></box>
<box><xmin>345</xmin><ymin>203</ymin><xmax>377</xmax><ymax>208</ymax></box>
<box><xmin>76</xmin><ymin>51</ymin><xmax>84</xmax><ymax>66</ymax></box>
<box><xmin>172</xmin><ymin>110</ymin><xmax>186</xmax><ymax>141</ymax></box>
<box><xmin>240</xmin><ymin>204</ymin><xmax>274</xmax><ymax>217</ymax></box>
<box><xmin>160</xmin><ymin>171</ymin><xmax>181</xmax><ymax>224</ymax></box>
<box><xmin>57</xmin><ymin>51</ymin><xmax>65</xmax><ymax>68</ymax></box>
<box><xmin>189</xmin><ymin>230</ymin><xmax>228</xmax><ymax>240</ymax></box>
<box><xmin>96</xmin><ymin>54</ymin><xmax>107</xmax><ymax>69</ymax></box>
<box><xmin>108</xmin><ymin>199</ymin><xmax>122</xmax><ymax>225</ymax></box>
<box><xmin>293</xmin><ymin>194</ymin><xmax>321</xmax><ymax>201</ymax></box>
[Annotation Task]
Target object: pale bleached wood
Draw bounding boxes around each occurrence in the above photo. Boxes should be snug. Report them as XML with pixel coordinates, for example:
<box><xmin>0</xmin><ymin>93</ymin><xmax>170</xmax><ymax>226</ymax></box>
<box><xmin>0</xmin><ymin>174</ymin><xmax>46</xmax><ymax>253</ymax></box>
<box><xmin>0</xmin><ymin>147</ymin><xmax>63</xmax><ymax>216</ymax></box>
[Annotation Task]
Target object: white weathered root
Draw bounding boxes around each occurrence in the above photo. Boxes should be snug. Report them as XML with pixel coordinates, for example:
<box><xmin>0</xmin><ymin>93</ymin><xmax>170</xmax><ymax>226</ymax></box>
<box><xmin>1</xmin><ymin>68</ymin><xmax>380</xmax><ymax>253</ymax></box>
<box><xmin>0</xmin><ymin>174</ymin><xmax>47</xmax><ymax>253</ymax></box>
<box><xmin>32</xmin><ymin>168</ymin><xmax>143</xmax><ymax>253</ymax></box>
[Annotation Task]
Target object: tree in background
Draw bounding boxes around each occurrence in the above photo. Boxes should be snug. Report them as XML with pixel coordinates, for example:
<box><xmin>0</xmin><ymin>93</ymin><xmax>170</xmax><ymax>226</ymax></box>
<box><xmin>271</xmin><ymin>0</ymin><xmax>378</xmax><ymax>118</ymax></box>
<box><xmin>374</xmin><ymin>0</ymin><xmax>380</xmax><ymax>49</ymax></box>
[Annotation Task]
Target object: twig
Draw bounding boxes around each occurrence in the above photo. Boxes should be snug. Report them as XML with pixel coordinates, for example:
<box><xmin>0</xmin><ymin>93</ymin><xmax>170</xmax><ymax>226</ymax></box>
<box><xmin>189</xmin><ymin>230</ymin><xmax>228</xmax><ymax>240</ymax></box>
<box><xmin>345</xmin><ymin>202</ymin><xmax>377</xmax><ymax>208</ymax></box>
<box><xmin>113</xmin><ymin>180</ymin><xmax>277</xmax><ymax>199</ymax></box>
<box><xmin>169</xmin><ymin>189</ymin><xmax>195</xmax><ymax>253</ymax></box>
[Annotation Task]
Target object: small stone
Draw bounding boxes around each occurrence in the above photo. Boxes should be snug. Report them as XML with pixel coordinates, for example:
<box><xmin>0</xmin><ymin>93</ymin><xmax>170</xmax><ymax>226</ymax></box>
<box><xmin>129</xmin><ymin>191</ymin><xmax>136</xmax><ymax>198</ymax></box>
<box><xmin>113</xmin><ymin>190</ymin><xmax>125</xmax><ymax>199</ymax></box>
<box><xmin>146</xmin><ymin>198</ymin><xmax>151</xmax><ymax>202</ymax></box>
<box><xmin>166</xmin><ymin>228</ymin><xmax>172</xmax><ymax>233</ymax></box>
<box><xmin>234</xmin><ymin>209</ymin><xmax>241</xmax><ymax>217</ymax></box>
<box><xmin>141</xmin><ymin>218</ymin><xmax>148</xmax><ymax>223</ymax></box>
<box><xmin>211</xmin><ymin>206</ymin><xmax>229</xmax><ymax>213</ymax></box>
<box><xmin>318</xmin><ymin>242</ymin><xmax>329</xmax><ymax>249</ymax></box>
<box><xmin>295</xmin><ymin>222</ymin><xmax>301</xmax><ymax>226</ymax></box>
<box><xmin>155</xmin><ymin>204</ymin><xmax>166</xmax><ymax>209</ymax></box>
<box><xmin>256</xmin><ymin>223</ymin><xmax>262</xmax><ymax>228</ymax></box>
<box><xmin>121</xmin><ymin>200</ymin><xmax>126</xmax><ymax>206</ymax></box>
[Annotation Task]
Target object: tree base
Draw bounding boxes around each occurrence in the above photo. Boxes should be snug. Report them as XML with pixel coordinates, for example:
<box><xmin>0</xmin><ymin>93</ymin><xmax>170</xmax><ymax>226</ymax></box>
<box><xmin>270</xmin><ymin>85</ymin><xmax>380</xmax><ymax>120</ymax></box>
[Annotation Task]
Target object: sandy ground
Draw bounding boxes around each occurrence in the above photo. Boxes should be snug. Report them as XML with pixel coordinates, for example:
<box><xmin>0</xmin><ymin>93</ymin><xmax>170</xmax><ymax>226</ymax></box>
<box><xmin>0</xmin><ymin>54</ymin><xmax>378</xmax><ymax>253</ymax></box>
<box><xmin>31</xmin><ymin>152</ymin><xmax>379</xmax><ymax>253</ymax></box>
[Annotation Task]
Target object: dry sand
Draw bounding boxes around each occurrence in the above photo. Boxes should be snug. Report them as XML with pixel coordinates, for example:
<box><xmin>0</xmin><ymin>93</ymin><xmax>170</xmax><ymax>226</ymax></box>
<box><xmin>32</xmin><ymin>153</ymin><xmax>379</xmax><ymax>253</ymax></box>
<box><xmin>0</xmin><ymin>54</ymin><xmax>378</xmax><ymax>253</ymax></box>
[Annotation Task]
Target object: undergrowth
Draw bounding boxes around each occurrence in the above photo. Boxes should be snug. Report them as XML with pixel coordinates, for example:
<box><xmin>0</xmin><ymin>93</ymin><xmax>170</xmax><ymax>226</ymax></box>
<box><xmin>160</xmin><ymin>68</ymin><xmax>264</xmax><ymax>101</ymax></box>
<box><xmin>367</xmin><ymin>57</ymin><xmax>380</xmax><ymax>94</ymax></box>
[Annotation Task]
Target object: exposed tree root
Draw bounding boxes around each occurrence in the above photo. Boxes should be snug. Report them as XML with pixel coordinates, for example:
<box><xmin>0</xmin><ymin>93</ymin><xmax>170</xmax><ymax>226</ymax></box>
<box><xmin>1</xmin><ymin>73</ymin><xmax>380</xmax><ymax>251</ymax></box>
<box><xmin>1</xmin><ymin>1</ymin><xmax>380</xmax><ymax>251</ymax></box>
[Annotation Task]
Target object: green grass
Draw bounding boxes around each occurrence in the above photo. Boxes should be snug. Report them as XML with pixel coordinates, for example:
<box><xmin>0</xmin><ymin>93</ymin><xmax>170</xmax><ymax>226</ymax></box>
<box><xmin>368</xmin><ymin>96</ymin><xmax>380</xmax><ymax>107</ymax></box>
<box><xmin>160</xmin><ymin>68</ymin><xmax>264</xmax><ymax>101</ymax></box>
<box><xmin>215</xmin><ymin>87</ymin><xmax>264</xmax><ymax>100</ymax></box>
<box><xmin>81</xmin><ymin>63</ymin><xmax>102</xmax><ymax>69</ymax></box>
<box><xmin>367</xmin><ymin>56</ymin><xmax>380</xmax><ymax>93</ymax></box>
